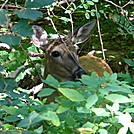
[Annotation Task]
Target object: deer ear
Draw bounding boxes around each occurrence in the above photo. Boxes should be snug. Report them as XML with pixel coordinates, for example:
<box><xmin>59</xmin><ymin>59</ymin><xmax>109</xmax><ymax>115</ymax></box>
<box><xmin>31</xmin><ymin>25</ymin><xmax>48</xmax><ymax>48</ymax></box>
<box><xmin>72</xmin><ymin>20</ymin><xmax>96</xmax><ymax>44</ymax></box>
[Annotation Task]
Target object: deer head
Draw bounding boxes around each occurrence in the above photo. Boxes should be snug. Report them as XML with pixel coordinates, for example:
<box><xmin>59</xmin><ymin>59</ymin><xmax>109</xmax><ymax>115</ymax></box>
<box><xmin>31</xmin><ymin>20</ymin><xmax>96</xmax><ymax>81</ymax></box>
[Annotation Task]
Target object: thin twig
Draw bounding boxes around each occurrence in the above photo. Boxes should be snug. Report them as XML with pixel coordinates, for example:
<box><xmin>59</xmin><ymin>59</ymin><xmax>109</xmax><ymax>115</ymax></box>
<box><xmin>95</xmin><ymin>5</ymin><xmax>106</xmax><ymax>61</ymax></box>
<box><xmin>0</xmin><ymin>0</ymin><xmax>9</xmax><ymax>9</ymax></box>
<box><xmin>122</xmin><ymin>0</ymin><xmax>132</xmax><ymax>8</ymax></box>
<box><xmin>103</xmin><ymin>0</ymin><xmax>122</xmax><ymax>8</ymax></box>
<box><xmin>47</xmin><ymin>8</ymin><xmax>82</xmax><ymax>66</ymax></box>
<box><xmin>20</xmin><ymin>43</ymin><xmax>42</xmax><ymax>80</ymax></box>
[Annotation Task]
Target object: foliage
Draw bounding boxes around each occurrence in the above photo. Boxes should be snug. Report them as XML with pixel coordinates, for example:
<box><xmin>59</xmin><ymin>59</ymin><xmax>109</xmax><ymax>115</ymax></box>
<box><xmin>0</xmin><ymin>73</ymin><xmax>134</xmax><ymax>133</ymax></box>
<box><xmin>0</xmin><ymin>0</ymin><xmax>134</xmax><ymax>133</ymax></box>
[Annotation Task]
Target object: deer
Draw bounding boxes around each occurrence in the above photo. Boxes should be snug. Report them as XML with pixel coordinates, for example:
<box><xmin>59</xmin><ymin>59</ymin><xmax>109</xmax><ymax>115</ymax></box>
<box><xmin>31</xmin><ymin>20</ymin><xmax>113</xmax><ymax>103</ymax></box>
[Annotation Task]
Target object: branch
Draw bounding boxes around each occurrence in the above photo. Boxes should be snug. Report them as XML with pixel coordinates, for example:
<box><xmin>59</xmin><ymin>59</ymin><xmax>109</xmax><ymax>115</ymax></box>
<box><xmin>95</xmin><ymin>5</ymin><xmax>106</xmax><ymax>61</ymax></box>
<box><xmin>103</xmin><ymin>0</ymin><xmax>132</xmax><ymax>9</ymax></box>
<box><xmin>20</xmin><ymin>43</ymin><xmax>43</xmax><ymax>80</ymax></box>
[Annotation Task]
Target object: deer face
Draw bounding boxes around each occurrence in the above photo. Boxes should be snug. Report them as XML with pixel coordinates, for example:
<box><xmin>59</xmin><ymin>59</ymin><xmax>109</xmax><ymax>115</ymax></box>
<box><xmin>31</xmin><ymin>20</ymin><xmax>96</xmax><ymax>81</ymax></box>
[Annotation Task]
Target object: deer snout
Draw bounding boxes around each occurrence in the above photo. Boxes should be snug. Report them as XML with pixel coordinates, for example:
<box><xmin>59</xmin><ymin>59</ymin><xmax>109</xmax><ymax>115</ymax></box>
<box><xmin>73</xmin><ymin>68</ymin><xmax>87</xmax><ymax>80</ymax></box>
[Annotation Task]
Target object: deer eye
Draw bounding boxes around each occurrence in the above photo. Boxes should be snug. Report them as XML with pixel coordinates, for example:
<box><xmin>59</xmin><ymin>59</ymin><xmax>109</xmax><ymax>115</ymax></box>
<box><xmin>51</xmin><ymin>51</ymin><xmax>60</xmax><ymax>57</ymax></box>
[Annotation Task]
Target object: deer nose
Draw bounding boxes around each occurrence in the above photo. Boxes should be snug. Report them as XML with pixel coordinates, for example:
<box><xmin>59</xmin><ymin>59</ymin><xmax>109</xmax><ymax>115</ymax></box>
<box><xmin>73</xmin><ymin>68</ymin><xmax>87</xmax><ymax>80</ymax></box>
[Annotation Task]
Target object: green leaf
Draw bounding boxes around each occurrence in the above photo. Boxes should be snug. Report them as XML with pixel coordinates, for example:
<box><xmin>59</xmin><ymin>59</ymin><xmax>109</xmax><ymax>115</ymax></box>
<box><xmin>56</xmin><ymin>100</ymin><xmax>74</xmax><ymax>113</ymax></box>
<box><xmin>98</xmin><ymin>129</ymin><xmax>108</xmax><ymax>134</ymax></box>
<box><xmin>4</xmin><ymin>116</ymin><xmax>20</xmax><ymax>122</ymax></box>
<box><xmin>104</xmin><ymin>83</ymin><xmax>132</xmax><ymax>93</ymax></box>
<box><xmin>124</xmin><ymin>108</ymin><xmax>134</xmax><ymax>113</ymax></box>
<box><xmin>0</xmin><ymin>9</ymin><xmax>8</xmax><ymax>27</ymax></box>
<box><xmin>0</xmin><ymin>35</ymin><xmax>21</xmax><ymax>46</ymax></box>
<box><xmin>87</xmin><ymin>0</ymin><xmax>94</xmax><ymax>5</ymax></box>
<box><xmin>92</xmin><ymin>0</ymin><xmax>99</xmax><ymax>2</ymax></box>
<box><xmin>82</xmin><ymin>122</ymin><xmax>95</xmax><ymax>128</ymax></box>
<box><xmin>65</xmin><ymin>10</ymin><xmax>72</xmax><ymax>14</ymax></box>
<box><xmin>96</xmin><ymin>12</ymin><xmax>101</xmax><ymax>18</ymax></box>
<box><xmin>0</xmin><ymin>65</ymin><xmax>4</xmax><ymax>71</ymax></box>
<box><xmin>58</xmin><ymin>88</ymin><xmax>85</xmax><ymax>102</ymax></box>
<box><xmin>65</xmin><ymin>113</ymin><xmax>75</xmax><ymax>126</ymax></box>
<box><xmin>2</xmin><ymin>106</ymin><xmax>17</xmax><ymax>115</ymax></box>
<box><xmin>105</xmin><ymin>94</ymin><xmax>132</xmax><ymax>103</ymax></box>
<box><xmin>11</xmin><ymin>19</ymin><xmax>33</xmax><ymax>37</ymax></box>
<box><xmin>85</xmin><ymin>94</ymin><xmax>98</xmax><ymax>108</ymax></box>
<box><xmin>80</xmin><ymin>74</ymin><xmax>106</xmax><ymax>89</ymax></box>
<box><xmin>15</xmin><ymin>9</ymin><xmax>43</xmax><ymax>21</ymax></box>
<box><xmin>92</xmin><ymin>108</ymin><xmax>110</xmax><ymax>116</ymax></box>
<box><xmin>42</xmin><ymin>75</ymin><xmax>59</xmax><ymax>88</ymax></box>
<box><xmin>37</xmin><ymin>88</ymin><xmax>55</xmax><ymax>97</ymax></box>
<box><xmin>40</xmin><ymin>111</ymin><xmax>60</xmax><ymax>126</ymax></box>
<box><xmin>1</xmin><ymin>78</ymin><xmax>18</xmax><ymax>90</ymax></box>
<box><xmin>85</xmin><ymin>12</ymin><xmax>90</xmax><ymax>19</ymax></box>
<box><xmin>123</xmin><ymin>58</ymin><xmax>134</xmax><ymax>66</ymax></box>
<box><xmin>34</xmin><ymin>126</ymin><xmax>43</xmax><ymax>134</ymax></box>
<box><xmin>83</xmin><ymin>4</ymin><xmax>88</xmax><ymax>9</ymax></box>
<box><xmin>26</xmin><ymin>0</ymin><xmax>54</xmax><ymax>8</ymax></box>
<box><xmin>60</xmin><ymin>17</ymin><xmax>71</xmax><ymax>22</ymax></box>
<box><xmin>17</xmin><ymin>117</ymin><xmax>31</xmax><ymax>128</ymax></box>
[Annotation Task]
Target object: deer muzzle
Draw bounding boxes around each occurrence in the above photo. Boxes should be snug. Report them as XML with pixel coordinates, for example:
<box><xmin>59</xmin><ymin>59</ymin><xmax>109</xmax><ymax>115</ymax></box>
<box><xmin>73</xmin><ymin>68</ymin><xmax>87</xmax><ymax>80</ymax></box>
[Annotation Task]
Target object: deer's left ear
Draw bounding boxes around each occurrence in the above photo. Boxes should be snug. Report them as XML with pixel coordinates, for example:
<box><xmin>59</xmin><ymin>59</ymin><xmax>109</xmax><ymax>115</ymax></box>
<box><xmin>71</xmin><ymin>20</ymin><xmax>96</xmax><ymax>44</ymax></box>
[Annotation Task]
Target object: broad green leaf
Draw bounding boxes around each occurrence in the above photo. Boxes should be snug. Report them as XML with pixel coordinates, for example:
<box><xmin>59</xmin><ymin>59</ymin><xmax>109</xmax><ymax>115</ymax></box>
<box><xmin>15</xmin><ymin>9</ymin><xmax>43</xmax><ymax>21</ymax></box>
<box><xmin>26</xmin><ymin>0</ymin><xmax>54</xmax><ymax>8</ymax></box>
<box><xmin>4</xmin><ymin>116</ymin><xmax>20</xmax><ymax>122</ymax></box>
<box><xmin>65</xmin><ymin>113</ymin><xmax>75</xmax><ymax>126</ymax></box>
<box><xmin>123</xmin><ymin>58</ymin><xmax>134</xmax><ymax>66</ymax></box>
<box><xmin>104</xmin><ymin>83</ymin><xmax>132</xmax><ymax>93</ymax></box>
<box><xmin>1</xmin><ymin>78</ymin><xmax>18</xmax><ymax>90</ymax></box>
<box><xmin>37</xmin><ymin>88</ymin><xmax>55</xmax><ymax>97</ymax></box>
<box><xmin>98</xmin><ymin>129</ymin><xmax>108</xmax><ymax>134</ymax></box>
<box><xmin>99</xmin><ymin>122</ymin><xmax>110</xmax><ymax>127</ymax></box>
<box><xmin>0</xmin><ymin>65</ymin><xmax>4</xmax><ymax>71</ymax></box>
<box><xmin>34</xmin><ymin>126</ymin><xmax>43</xmax><ymax>134</ymax></box>
<box><xmin>81</xmin><ymin>73</ymin><xmax>106</xmax><ymax>88</ymax></box>
<box><xmin>42</xmin><ymin>75</ymin><xmax>59</xmax><ymax>88</ymax></box>
<box><xmin>0</xmin><ymin>9</ymin><xmax>8</xmax><ymax>27</ymax></box>
<box><xmin>105</xmin><ymin>94</ymin><xmax>132</xmax><ymax>103</ymax></box>
<box><xmin>40</xmin><ymin>111</ymin><xmax>60</xmax><ymax>126</ymax></box>
<box><xmin>77</xmin><ymin>107</ymin><xmax>90</xmax><ymax>113</ymax></box>
<box><xmin>11</xmin><ymin>19</ymin><xmax>33</xmax><ymax>37</ymax></box>
<box><xmin>2</xmin><ymin>106</ymin><xmax>17</xmax><ymax>115</ymax></box>
<box><xmin>108</xmin><ymin>73</ymin><xmax>117</xmax><ymax>81</ymax></box>
<box><xmin>124</xmin><ymin>108</ymin><xmax>134</xmax><ymax>113</ymax></box>
<box><xmin>85</xmin><ymin>94</ymin><xmax>98</xmax><ymax>108</ymax></box>
<box><xmin>129</xmin><ymin>94</ymin><xmax>134</xmax><ymax>102</ymax></box>
<box><xmin>56</xmin><ymin>100</ymin><xmax>74</xmax><ymax>113</ymax></box>
<box><xmin>82</xmin><ymin>122</ymin><xmax>95</xmax><ymax>128</ymax></box>
<box><xmin>92</xmin><ymin>108</ymin><xmax>110</xmax><ymax>116</ymax></box>
<box><xmin>0</xmin><ymin>35</ymin><xmax>21</xmax><ymax>46</ymax></box>
<box><xmin>17</xmin><ymin>117</ymin><xmax>31</xmax><ymax>128</ymax></box>
<box><xmin>58</xmin><ymin>88</ymin><xmax>85</xmax><ymax>102</ymax></box>
<box><xmin>28</xmin><ymin>111</ymin><xmax>39</xmax><ymax>120</ymax></box>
